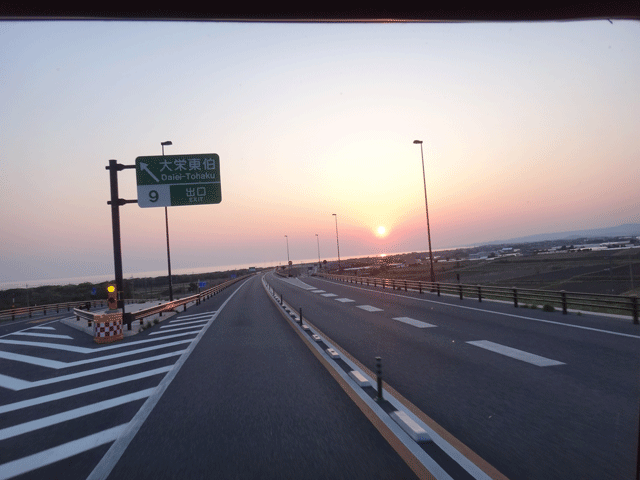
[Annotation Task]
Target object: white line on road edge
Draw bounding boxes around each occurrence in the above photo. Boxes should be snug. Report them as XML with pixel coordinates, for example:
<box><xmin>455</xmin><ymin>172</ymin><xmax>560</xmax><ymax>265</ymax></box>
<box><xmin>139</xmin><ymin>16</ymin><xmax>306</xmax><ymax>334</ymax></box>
<box><xmin>86</xmin><ymin>276</ymin><xmax>252</xmax><ymax>480</ymax></box>
<box><xmin>0</xmin><ymin>425</ymin><xmax>127</xmax><ymax>480</ymax></box>
<box><xmin>317</xmin><ymin>278</ymin><xmax>640</xmax><ymax>340</ymax></box>
<box><xmin>263</xmin><ymin>275</ymin><xmax>489</xmax><ymax>480</ymax></box>
<box><xmin>467</xmin><ymin>340</ymin><xmax>565</xmax><ymax>367</ymax></box>
<box><xmin>393</xmin><ymin>317</ymin><xmax>436</xmax><ymax>328</ymax></box>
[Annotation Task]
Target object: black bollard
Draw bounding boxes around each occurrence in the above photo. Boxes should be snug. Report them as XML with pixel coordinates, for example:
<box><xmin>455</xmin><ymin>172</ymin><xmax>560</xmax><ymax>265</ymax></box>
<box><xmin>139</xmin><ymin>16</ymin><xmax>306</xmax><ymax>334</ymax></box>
<box><xmin>376</xmin><ymin>356</ymin><xmax>383</xmax><ymax>402</ymax></box>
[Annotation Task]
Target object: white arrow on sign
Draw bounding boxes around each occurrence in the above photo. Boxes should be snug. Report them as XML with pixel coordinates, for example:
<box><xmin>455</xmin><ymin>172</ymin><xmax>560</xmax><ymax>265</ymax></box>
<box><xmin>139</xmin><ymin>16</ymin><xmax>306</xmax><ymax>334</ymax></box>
<box><xmin>140</xmin><ymin>162</ymin><xmax>160</xmax><ymax>183</ymax></box>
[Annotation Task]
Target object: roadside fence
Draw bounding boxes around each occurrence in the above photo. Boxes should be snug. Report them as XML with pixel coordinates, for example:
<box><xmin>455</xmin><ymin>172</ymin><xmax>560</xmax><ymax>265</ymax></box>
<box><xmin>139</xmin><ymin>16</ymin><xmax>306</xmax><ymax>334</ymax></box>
<box><xmin>318</xmin><ymin>273</ymin><xmax>639</xmax><ymax>324</ymax></box>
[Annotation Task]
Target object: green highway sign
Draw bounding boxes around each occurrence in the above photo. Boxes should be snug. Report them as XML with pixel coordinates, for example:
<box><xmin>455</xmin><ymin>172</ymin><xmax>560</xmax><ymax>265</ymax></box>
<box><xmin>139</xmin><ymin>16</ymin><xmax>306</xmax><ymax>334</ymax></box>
<box><xmin>135</xmin><ymin>153</ymin><xmax>221</xmax><ymax>208</ymax></box>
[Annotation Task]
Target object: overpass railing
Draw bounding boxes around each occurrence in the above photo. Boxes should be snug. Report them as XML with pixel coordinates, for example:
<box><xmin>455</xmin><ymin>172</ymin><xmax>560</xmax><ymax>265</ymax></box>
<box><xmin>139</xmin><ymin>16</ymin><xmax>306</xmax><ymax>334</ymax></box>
<box><xmin>0</xmin><ymin>299</ymin><xmax>139</xmax><ymax>322</ymax></box>
<box><xmin>73</xmin><ymin>273</ymin><xmax>254</xmax><ymax>330</ymax></box>
<box><xmin>318</xmin><ymin>273</ymin><xmax>639</xmax><ymax>324</ymax></box>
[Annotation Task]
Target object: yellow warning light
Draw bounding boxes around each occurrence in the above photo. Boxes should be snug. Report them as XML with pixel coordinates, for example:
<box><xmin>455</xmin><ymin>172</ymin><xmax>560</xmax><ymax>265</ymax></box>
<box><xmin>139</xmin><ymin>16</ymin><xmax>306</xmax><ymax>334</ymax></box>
<box><xmin>107</xmin><ymin>285</ymin><xmax>117</xmax><ymax>310</ymax></box>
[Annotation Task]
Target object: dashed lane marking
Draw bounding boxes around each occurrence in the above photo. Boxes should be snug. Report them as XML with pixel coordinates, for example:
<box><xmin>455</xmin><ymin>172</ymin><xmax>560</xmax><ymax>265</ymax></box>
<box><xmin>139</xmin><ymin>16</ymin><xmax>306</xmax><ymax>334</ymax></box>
<box><xmin>335</xmin><ymin>298</ymin><xmax>355</xmax><ymax>303</ymax></box>
<box><xmin>321</xmin><ymin>293</ymin><xmax>338</xmax><ymax>297</ymax></box>
<box><xmin>393</xmin><ymin>317</ymin><xmax>436</xmax><ymax>328</ymax></box>
<box><xmin>467</xmin><ymin>340</ymin><xmax>565</xmax><ymax>367</ymax></box>
<box><xmin>357</xmin><ymin>305</ymin><xmax>383</xmax><ymax>312</ymax></box>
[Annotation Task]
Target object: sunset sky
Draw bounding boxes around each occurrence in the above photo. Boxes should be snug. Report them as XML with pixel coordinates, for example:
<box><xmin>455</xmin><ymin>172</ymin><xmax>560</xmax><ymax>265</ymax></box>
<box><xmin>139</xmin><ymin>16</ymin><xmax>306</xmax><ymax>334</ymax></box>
<box><xmin>1</xmin><ymin>19</ymin><xmax>639</xmax><ymax>287</ymax></box>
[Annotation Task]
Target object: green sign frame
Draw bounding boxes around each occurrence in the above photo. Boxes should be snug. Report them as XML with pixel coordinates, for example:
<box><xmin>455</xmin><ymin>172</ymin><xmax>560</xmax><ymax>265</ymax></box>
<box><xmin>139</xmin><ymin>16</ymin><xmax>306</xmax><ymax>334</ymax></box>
<box><xmin>135</xmin><ymin>154</ymin><xmax>221</xmax><ymax>208</ymax></box>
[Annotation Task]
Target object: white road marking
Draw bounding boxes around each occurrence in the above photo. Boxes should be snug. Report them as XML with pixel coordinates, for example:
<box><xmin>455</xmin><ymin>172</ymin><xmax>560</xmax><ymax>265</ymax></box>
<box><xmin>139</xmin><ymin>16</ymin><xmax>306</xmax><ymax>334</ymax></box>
<box><xmin>0</xmin><ymin>331</ymin><xmax>199</xmax><ymax>353</ymax></box>
<box><xmin>311</xmin><ymin>290</ymin><xmax>325</xmax><ymax>293</ymax></box>
<box><xmin>335</xmin><ymin>298</ymin><xmax>355</xmax><ymax>303</ymax></box>
<box><xmin>390</xmin><ymin>411</ymin><xmax>431</xmax><ymax>442</ymax></box>
<box><xmin>169</xmin><ymin>316</ymin><xmax>211</xmax><ymax>324</ymax></box>
<box><xmin>149</xmin><ymin>325</ymin><xmax>203</xmax><ymax>335</ymax></box>
<box><xmin>348</xmin><ymin>370</ymin><xmax>370</xmax><ymax>386</ymax></box>
<box><xmin>29</xmin><ymin>326</ymin><xmax>56</xmax><ymax>330</ymax></box>
<box><xmin>0</xmin><ymin>424</ymin><xmax>127</xmax><ymax>480</ymax></box>
<box><xmin>317</xmin><ymin>279</ymin><xmax>640</xmax><ymax>340</ymax></box>
<box><xmin>10</xmin><ymin>332</ymin><xmax>73</xmax><ymax>340</ymax></box>
<box><xmin>467</xmin><ymin>340</ymin><xmax>565</xmax><ymax>367</ymax></box>
<box><xmin>357</xmin><ymin>305</ymin><xmax>383</xmax><ymax>312</ymax></box>
<box><xmin>0</xmin><ymin>350</ymin><xmax>185</xmax><ymax>391</ymax></box>
<box><xmin>393</xmin><ymin>317</ymin><xmax>436</xmax><ymax>328</ymax></box>
<box><xmin>86</xmin><ymin>276</ymin><xmax>252</xmax><ymax>480</ymax></box>
<box><xmin>0</xmin><ymin>367</ymin><xmax>172</xmax><ymax>414</ymax></box>
<box><xmin>321</xmin><ymin>293</ymin><xmax>337</xmax><ymax>297</ymax></box>
<box><xmin>170</xmin><ymin>313</ymin><xmax>214</xmax><ymax>322</ymax></box>
<box><xmin>163</xmin><ymin>318</ymin><xmax>209</xmax><ymax>327</ymax></box>
<box><xmin>0</xmin><ymin>389</ymin><xmax>154</xmax><ymax>441</ymax></box>
<box><xmin>0</xmin><ymin>339</ymin><xmax>193</xmax><ymax>369</ymax></box>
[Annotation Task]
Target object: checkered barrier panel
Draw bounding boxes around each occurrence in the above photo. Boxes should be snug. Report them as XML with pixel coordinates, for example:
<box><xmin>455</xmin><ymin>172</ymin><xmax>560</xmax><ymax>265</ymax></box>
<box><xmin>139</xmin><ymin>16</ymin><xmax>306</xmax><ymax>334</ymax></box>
<box><xmin>94</xmin><ymin>312</ymin><xmax>124</xmax><ymax>344</ymax></box>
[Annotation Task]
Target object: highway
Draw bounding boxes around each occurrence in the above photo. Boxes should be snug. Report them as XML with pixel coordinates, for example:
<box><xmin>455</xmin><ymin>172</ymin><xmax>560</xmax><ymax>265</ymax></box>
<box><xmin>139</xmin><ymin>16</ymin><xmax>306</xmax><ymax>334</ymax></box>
<box><xmin>0</xmin><ymin>276</ymin><xmax>419</xmax><ymax>479</ymax></box>
<box><xmin>0</xmin><ymin>271</ymin><xmax>637</xmax><ymax>479</ymax></box>
<box><xmin>267</xmin><ymin>272</ymin><xmax>640</xmax><ymax>480</ymax></box>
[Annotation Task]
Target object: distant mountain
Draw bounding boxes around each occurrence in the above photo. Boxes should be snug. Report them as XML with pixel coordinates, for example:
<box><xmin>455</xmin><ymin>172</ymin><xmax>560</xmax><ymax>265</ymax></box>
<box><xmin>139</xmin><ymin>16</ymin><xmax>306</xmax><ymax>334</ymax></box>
<box><xmin>486</xmin><ymin>223</ymin><xmax>640</xmax><ymax>245</ymax></box>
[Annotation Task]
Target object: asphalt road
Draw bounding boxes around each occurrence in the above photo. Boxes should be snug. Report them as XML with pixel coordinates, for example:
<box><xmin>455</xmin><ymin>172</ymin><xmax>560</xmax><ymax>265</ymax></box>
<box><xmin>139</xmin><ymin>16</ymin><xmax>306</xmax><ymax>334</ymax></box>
<box><xmin>268</xmin><ymin>273</ymin><xmax>640</xmax><ymax>480</ymax></box>
<box><xmin>101</xmin><ymin>274</ymin><xmax>418</xmax><ymax>480</ymax></box>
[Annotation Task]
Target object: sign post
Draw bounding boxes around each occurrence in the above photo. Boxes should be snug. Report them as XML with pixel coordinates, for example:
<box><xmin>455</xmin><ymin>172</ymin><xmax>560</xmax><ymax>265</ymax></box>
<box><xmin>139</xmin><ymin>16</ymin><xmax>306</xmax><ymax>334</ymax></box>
<box><xmin>135</xmin><ymin>154</ymin><xmax>221</xmax><ymax>208</ymax></box>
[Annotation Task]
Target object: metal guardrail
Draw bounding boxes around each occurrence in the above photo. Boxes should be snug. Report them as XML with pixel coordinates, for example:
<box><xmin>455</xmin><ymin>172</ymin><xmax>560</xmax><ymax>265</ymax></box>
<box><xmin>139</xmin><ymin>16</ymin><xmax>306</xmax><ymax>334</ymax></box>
<box><xmin>73</xmin><ymin>273</ymin><xmax>254</xmax><ymax>330</ymax></box>
<box><xmin>318</xmin><ymin>273</ymin><xmax>639</xmax><ymax>324</ymax></box>
<box><xmin>0</xmin><ymin>299</ymin><xmax>140</xmax><ymax>322</ymax></box>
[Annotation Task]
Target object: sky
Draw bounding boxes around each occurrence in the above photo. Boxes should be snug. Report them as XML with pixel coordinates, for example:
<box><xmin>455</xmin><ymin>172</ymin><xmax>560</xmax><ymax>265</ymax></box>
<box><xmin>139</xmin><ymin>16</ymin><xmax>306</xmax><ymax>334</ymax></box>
<box><xmin>1</xmin><ymin>19</ymin><xmax>639</xmax><ymax>288</ymax></box>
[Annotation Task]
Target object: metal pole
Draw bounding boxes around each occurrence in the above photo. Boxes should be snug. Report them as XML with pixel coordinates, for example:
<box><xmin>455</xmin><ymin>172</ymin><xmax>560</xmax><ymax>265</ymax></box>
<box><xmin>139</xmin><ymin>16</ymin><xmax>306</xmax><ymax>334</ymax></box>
<box><xmin>107</xmin><ymin>159</ymin><xmax>129</xmax><ymax>329</ymax></box>
<box><xmin>285</xmin><ymin>235</ymin><xmax>290</xmax><ymax>276</ymax></box>
<box><xmin>333</xmin><ymin>213</ymin><xmax>341</xmax><ymax>271</ymax></box>
<box><xmin>162</xmin><ymin>141</ymin><xmax>174</xmax><ymax>301</ymax></box>
<box><xmin>316</xmin><ymin>234</ymin><xmax>321</xmax><ymax>270</ymax></box>
<box><xmin>414</xmin><ymin>140</ymin><xmax>436</xmax><ymax>284</ymax></box>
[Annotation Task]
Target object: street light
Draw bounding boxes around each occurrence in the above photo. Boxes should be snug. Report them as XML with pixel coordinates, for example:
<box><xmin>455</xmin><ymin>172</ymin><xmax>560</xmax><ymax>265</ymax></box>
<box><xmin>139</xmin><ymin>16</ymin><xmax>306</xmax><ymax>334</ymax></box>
<box><xmin>285</xmin><ymin>235</ymin><xmax>290</xmax><ymax>276</ymax></box>
<box><xmin>413</xmin><ymin>140</ymin><xmax>436</xmax><ymax>284</ymax></box>
<box><xmin>332</xmin><ymin>213</ymin><xmax>341</xmax><ymax>272</ymax></box>
<box><xmin>315</xmin><ymin>234</ymin><xmax>321</xmax><ymax>270</ymax></box>
<box><xmin>161</xmin><ymin>141</ymin><xmax>174</xmax><ymax>301</ymax></box>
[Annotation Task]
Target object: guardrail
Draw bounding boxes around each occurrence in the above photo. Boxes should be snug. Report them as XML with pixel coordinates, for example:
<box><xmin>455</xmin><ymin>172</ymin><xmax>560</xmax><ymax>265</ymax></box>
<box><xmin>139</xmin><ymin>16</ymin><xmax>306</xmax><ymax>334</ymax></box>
<box><xmin>0</xmin><ymin>299</ymin><xmax>140</xmax><ymax>322</ymax></box>
<box><xmin>318</xmin><ymin>273</ymin><xmax>639</xmax><ymax>324</ymax></box>
<box><xmin>73</xmin><ymin>273</ymin><xmax>254</xmax><ymax>331</ymax></box>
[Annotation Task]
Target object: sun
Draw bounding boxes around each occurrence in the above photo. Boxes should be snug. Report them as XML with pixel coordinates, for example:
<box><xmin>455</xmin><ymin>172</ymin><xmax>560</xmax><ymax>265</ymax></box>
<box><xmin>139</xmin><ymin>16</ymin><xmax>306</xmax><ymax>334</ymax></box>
<box><xmin>376</xmin><ymin>226</ymin><xmax>387</xmax><ymax>237</ymax></box>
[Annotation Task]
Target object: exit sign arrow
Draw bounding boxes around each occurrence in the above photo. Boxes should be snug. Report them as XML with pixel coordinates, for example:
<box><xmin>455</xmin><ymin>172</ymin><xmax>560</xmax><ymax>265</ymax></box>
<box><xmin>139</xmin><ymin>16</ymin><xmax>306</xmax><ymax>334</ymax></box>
<box><xmin>135</xmin><ymin>153</ymin><xmax>221</xmax><ymax>208</ymax></box>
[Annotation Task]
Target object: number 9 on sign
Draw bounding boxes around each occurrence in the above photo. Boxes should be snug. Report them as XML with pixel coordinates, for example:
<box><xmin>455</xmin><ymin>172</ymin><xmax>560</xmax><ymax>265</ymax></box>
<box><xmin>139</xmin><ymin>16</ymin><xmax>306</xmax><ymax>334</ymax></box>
<box><xmin>137</xmin><ymin>185</ymin><xmax>170</xmax><ymax>208</ymax></box>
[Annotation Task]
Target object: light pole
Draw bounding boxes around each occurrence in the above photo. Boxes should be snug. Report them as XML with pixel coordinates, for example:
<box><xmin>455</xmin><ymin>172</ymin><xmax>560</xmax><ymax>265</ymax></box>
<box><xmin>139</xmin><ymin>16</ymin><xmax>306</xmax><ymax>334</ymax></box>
<box><xmin>332</xmin><ymin>213</ymin><xmax>341</xmax><ymax>272</ymax></box>
<box><xmin>316</xmin><ymin>234</ymin><xmax>321</xmax><ymax>270</ymax></box>
<box><xmin>413</xmin><ymin>140</ymin><xmax>436</xmax><ymax>284</ymax></box>
<box><xmin>285</xmin><ymin>235</ymin><xmax>290</xmax><ymax>276</ymax></box>
<box><xmin>161</xmin><ymin>140</ymin><xmax>174</xmax><ymax>301</ymax></box>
